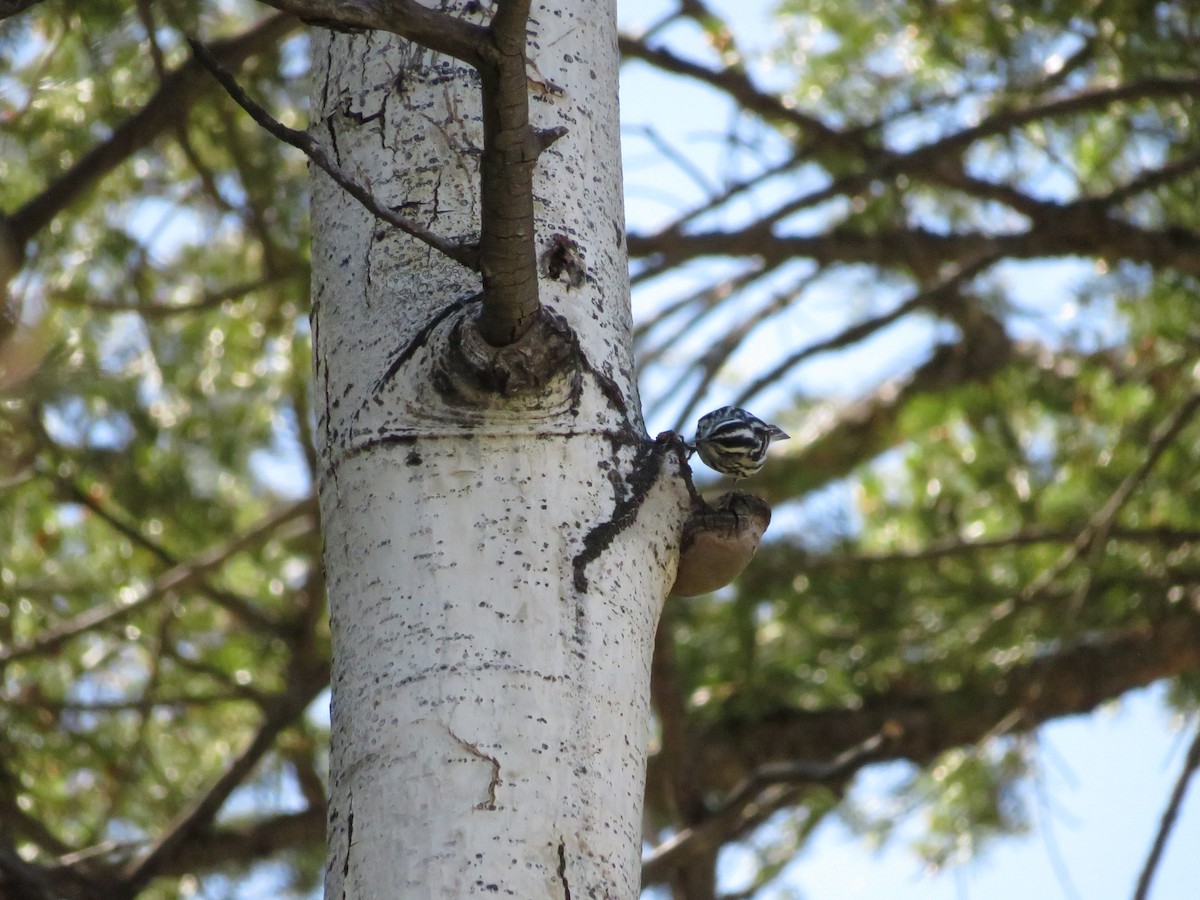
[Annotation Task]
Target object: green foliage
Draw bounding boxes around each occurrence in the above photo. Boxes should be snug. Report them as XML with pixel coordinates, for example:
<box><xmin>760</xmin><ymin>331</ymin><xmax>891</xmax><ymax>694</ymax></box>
<box><xmin>1</xmin><ymin>3</ymin><xmax>319</xmax><ymax>895</ymax></box>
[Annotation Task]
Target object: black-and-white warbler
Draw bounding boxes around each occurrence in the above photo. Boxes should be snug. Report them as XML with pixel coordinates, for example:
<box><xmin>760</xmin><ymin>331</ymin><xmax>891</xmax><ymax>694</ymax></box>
<box><xmin>688</xmin><ymin>406</ymin><xmax>789</xmax><ymax>480</ymax></box>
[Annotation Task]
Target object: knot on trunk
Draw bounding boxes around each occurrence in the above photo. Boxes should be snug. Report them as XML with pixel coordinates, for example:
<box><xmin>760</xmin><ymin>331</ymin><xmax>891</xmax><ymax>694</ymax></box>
<box><xmin>440</xmin><ymin>303</ymin><xmax>578</xmax><ymax>403</ymax></box>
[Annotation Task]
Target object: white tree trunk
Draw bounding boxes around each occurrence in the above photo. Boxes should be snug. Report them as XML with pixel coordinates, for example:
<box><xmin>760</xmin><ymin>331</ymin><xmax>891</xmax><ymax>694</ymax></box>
<box><xmin>311</xmin><ymin>5</ymin><xmax>690</xmax><ymax>897</ymax></box>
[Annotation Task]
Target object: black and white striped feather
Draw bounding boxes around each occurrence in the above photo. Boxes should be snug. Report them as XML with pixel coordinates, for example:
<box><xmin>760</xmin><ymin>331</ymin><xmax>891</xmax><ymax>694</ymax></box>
<box><xmin>688</xmin><ymin>406</ymin><xmax>789</xmax><ymax>480</ymax></box>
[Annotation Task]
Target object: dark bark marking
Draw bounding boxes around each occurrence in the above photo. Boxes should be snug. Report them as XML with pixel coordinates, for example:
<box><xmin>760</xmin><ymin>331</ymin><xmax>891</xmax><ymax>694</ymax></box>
<box><xmin>339</xmin><ymin>96</ymin><xmax>384</xmax><ymax>127</ymax></box>
<box><xmin>373</xmin><ymin>293</ymin><xmax>478</xmax><ymax>394</ymax></box>
<box><xmin>324</xmin><ymin>114</ymin><xmax>341</xmax><ymax>166</ymax></box>
<box><xmin>540</xmin><ymin>233</ymin><xmax>586</xmax><ymax>288</ymax></box>
<box><xmin>572</xmin><ymin>432</ymin><xmax>679</xmax><ymax>592</ymax></box>
<box><xmin>340</xmin><ymin>786</ymin><xmax>353</xmax><ymax>899</ymax></box>
<box><xmin>556</xmin><ymin>838</ymin><xmax>572</xmax><ymax>900</ymax></box>
<box><xmin>576</xmin><ymin>350</ymin><xmax>634</xmax><ymax>426</ymax></box>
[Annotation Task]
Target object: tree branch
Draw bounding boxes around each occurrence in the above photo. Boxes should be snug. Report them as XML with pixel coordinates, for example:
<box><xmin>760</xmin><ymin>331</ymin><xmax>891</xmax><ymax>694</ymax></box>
<box><xmin>646</xmin><ymin>608</ymin><xmax>1200</xmax><ymax>805</ymax></box>
<box><xmin>116</xmin><ymin>674</ymin><xmax>326</xmax><ymax>897</ymax></box>
<box><xmin>473</xmin><ymin>0</ymin><xmax>564</xmax><ymax>346</ymax></box>
<box><xmin>1133</xmin><ymin>720</ymin><xmax>1200</xmax><ymax>900</ymax></box>
<box><xmin>642</xmin><ymin>733</ymin><xmax>886</xmax><ymax>887</ymax></box>
<box><xmin>1009</xmin><ymin>389</ymin><xmax>1200</xmax><ymax>615</ymax></box>
<box><xmin>0</xmin><ymin>498</ymin><xmax>316</xmax><ymax>665</ymax></box>
<box><xmin>251</xmin><ymin>2</ymin><xmax>565</xmax><ymax>348</ymax></box>
<box><xmin>7</xmin><ymin>14</ymin><xmax>297</xmax><ymax>248</ymax></box>
<box><xmin>155</xmin><ymin>808</ymin><xmax>325</xmax><ymax>878</ymax></box>
<box><xmin>732</xmin><ymin>253</ymin><xmax>1000</xmax><ymax>412</ymax></box>
<box><xmin>187</xmin><ymin>37</ymin><xmax>480</xmax><ymax>270</ymax></box>
<box><xmin>618</xmin><ymin>35</ymin><xmax>848</xmax><ymax>152</ymax></box>
<box><xmin>744</xmin><ymin>310</ymin><xmax>1011</xmax><ymax>500</ymax></box>
<box><xmin>797</xmin><ymin>525</ymin><xmax>1200</xmax><ymax>570</ymax></box>
<box><xmin>255</xmin><ymin>0</ymin><xmax>488</xmax><ymax>65</ymax></box>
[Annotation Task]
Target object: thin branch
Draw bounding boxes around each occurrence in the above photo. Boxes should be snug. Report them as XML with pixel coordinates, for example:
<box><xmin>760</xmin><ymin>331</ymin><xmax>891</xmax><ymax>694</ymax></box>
<box><xmin>1103</xmin><ymin>150</ymin><xmax>1200</xmax><ymax>207</ymax></box>
<box><xmin>31</xmin><ymin>692</ymin><xmax>254</xmax><ymax>714</ymax></box>
<box><xmin>255</xmin><ymin>0</ymin><xmax>488</xmax><ymax>66</ymax></box>
<box><xmin>1132</xmin><ymin>720</ymin><xmax>1200</xmax><ymax>900</ymax></box>
<box><xmin>632</xmin><ymin>212</ymin><xmax>1200</xmax><ymax>285</ymax></box>
<box><xmin>669</xmin><ymin>266</ymin><xmax>821</xmax><ymax>432</ymax></box>
<box><xmin>1009</xmin><ymin>389</ymin><xmax>1200</xmax><ymax>613</ymax></box>
<box><xmin>733</xmin><ymin>253</ymin><xmax>999</xmax><ymax>409</ymax></box>
<box><xmin>627</xmin><ymin>123</ymin><xmax>720</xmax><ymax>199</ymax></box>
<box><xmin>8</xmin><ymin>14</ymin><xmax>297</xmax><ymax>247</ymax></box>
<box><xmin>646</xmin><ymin>608</ymin><xmax>1200</xmax><ymax>827</ymax></box>
<box><xmin>153</xmin><ymin>808</ymin><xmax>324</xmax><ymax>878</ymax></box>
<box><xmin>627</xmin><ymin>154</ymin><xmax>806</xmax><ymax>265</ymax></box>
<box><xmin>642</xmin><ymin>732</ymin><xmax>885</xmax><ymax>886</ymax></box>
<box><xmin>187</xmin><ymin>37</ymin><xmax>480</xmax><ymax>270</ymax></box>
<box><xmin>623</xmin><ymin>32</ymin><xmax>1200</xmax><ymax>187</ymax></box>
<box><xmin>52</xmin><ymin>475</ymin><xmax>290</xmax><ymax>632</ymax></box>
<box><xmin>922</xmin><ymin>76</ymin><xmax>1200</xmax><ymax>163</ymax></box>
<box><xmin>618</xmin><ymin>35</ymin><xmax>848</xmax><ymax>150</ymax></box>
<box><xmin>55</xmin><ymin>272</ymin><xmax>302</xmax><ymax>317</ymax></box>
<box><xmin>635</xmin><ymin>261</ymin><xmax>767</xmax><ymax>350</ymax></box>
<box><xmin>709</xmin><ymin>733</ymin><xmax>885</xmax><ymax>821</ymax></box>
<box><xmin>799</xmin><ymin>525</ymin><xmax>1200</xmax><ymax>570</ymax></box>
<box><xmin>117</xmin><ymin>674</ymin><xmax>325</xmax><ymax>896</ymax></box>
<box><xmin>0</xmin><ymin>499</ymin><xmax>316</xmax><ymax>665</ymax></box>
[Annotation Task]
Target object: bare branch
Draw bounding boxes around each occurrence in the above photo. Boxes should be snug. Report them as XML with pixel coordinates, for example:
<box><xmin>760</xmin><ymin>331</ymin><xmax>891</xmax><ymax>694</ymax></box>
<box><xmin>632</xmin><ymin>214</ymin><xmax>1200</xmax><ymax>285</ymax></box>
<box><xmin>618</xmin><ymin>35</ymin><xmax>847</xmax><ymax>151</ymax></box>
<box><xmin>799</xmin><ymin>525</ymin><xmax>1200</xmax><ymax>570</ymax></box>
<box><xmin>255</xmin><ymin>0</ymin><xmax>488</xmax><ymax>65</ymax></box>
<box><xmin>668</xmin><ymin>266</ymin><xmax>820</xmax><ymax>432</ymax></box>
<box><xmin>187</xmin><ymin>37</ymin><xmax>480</xmax><ymax>270</ymax></box>
<box><xmin>733</xmin><ymin>253</ymin><xmax>1000</xmax><ymax>411</ymax></box>
<box><xmin>55</xmin><ymin>272</ymin><xmax>303</xmax><ymax>317</ymax></box>
<box><xmin>255</xmin><ymin>2</ymin><xmax>560</xmax><ymax>347</ymax></box>
<box><xmin>643</xmin><ymin>732</ymin><xmax>886</xmax><ymax>886</ymax></box>
<box><xmin>1133</xmin><ymin>720</ymin><xmax>1200</xmax><ymax>900</ymax></box>
<box><xmin>154</xmin><ymin>809</ymin><xmax>324</xmax><ymax>878</ymax></box>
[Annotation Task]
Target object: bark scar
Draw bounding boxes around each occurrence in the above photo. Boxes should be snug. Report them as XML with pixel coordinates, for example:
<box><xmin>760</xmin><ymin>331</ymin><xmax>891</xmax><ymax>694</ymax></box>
<box><xmin>571</xmin><ymin>431</ymin><xmax>678</xmax><ymax>592</ymax></box>
<box><xmin>448</xmin><ymin>725</ymin><xmax>500</xmax><ymax>811</ymax></box>
<box><xmin>373</xmin><ymin>293</ymin><xmax>478</xmax><ymax>394</ymax></box>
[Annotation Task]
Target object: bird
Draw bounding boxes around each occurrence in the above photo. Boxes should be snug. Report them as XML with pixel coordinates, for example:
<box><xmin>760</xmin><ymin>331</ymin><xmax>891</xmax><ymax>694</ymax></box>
<box><xmin>687</xmin><ymin>406</ymin><xmax>789</xmax><ymax>480</ymax></box>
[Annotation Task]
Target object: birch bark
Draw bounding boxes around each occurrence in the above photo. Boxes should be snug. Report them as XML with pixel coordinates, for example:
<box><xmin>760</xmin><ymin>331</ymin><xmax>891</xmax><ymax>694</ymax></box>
<box><xmin>310</xmin><ymin>5</ymin><xmax>690</xmax><ymax>897</ymax></box>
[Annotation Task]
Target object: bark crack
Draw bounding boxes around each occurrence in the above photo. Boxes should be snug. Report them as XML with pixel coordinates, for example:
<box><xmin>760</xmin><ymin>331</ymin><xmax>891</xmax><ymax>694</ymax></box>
<box><xmin>448</xmin><ymin>725</ymin><xmax>500</xmax><ymax>811</ymax></box>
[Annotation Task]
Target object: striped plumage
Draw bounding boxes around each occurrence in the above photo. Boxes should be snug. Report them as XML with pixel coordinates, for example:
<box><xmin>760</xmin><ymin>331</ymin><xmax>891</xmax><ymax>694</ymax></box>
<box><xmin>689</xmin><ymin>406</ymin><xmax>789</xmax><ymax>480</ymax></box>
